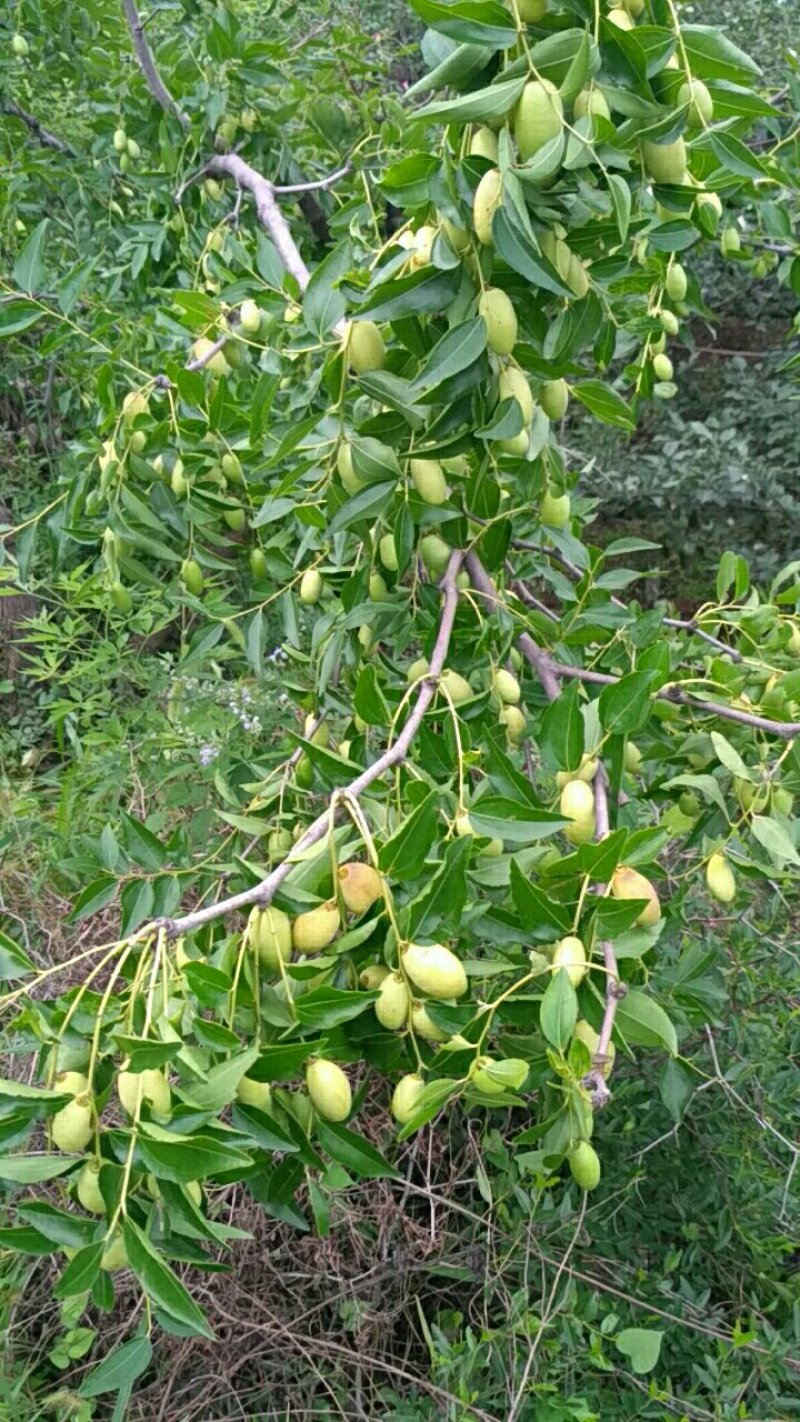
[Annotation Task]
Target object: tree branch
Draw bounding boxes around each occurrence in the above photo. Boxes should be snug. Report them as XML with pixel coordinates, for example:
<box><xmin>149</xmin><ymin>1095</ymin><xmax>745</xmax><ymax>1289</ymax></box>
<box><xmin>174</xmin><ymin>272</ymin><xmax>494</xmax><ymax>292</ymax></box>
<box><xmin>206</xmin><ymin>153</ymin><xmax>313</xmax><ymax>291</ymax></box>
<box><xmin>465</xmin><ymin>552</ymin><xmax>562</xmax><ymax>702</ymax></box>
<box><xmin>2</xmin><ymin>101</ymin><xmax>75</xmax><ymax>155</ymax></box>
<box><xmin>272</xmin><ymin>164</ymin><xmax>351</xmax><ymax>195</ymax></box>
<box><xmin>160</xmin><ymin>553</ymin><xmax>464</xmax><ymax>938</ymax></box>
<box><xmin>120</xmin><ymin>0</ymin><xmax>188</xmax><ymax>124</ymax></box>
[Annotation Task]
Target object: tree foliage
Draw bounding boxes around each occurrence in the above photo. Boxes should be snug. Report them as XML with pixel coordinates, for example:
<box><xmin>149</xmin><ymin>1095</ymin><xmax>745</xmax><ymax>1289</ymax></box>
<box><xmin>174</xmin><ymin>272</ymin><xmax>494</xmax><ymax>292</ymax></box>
<box><xmin>1</xmin><ymin>0</ymin><xmax>799</xmax><ymax>1391</ymax></box>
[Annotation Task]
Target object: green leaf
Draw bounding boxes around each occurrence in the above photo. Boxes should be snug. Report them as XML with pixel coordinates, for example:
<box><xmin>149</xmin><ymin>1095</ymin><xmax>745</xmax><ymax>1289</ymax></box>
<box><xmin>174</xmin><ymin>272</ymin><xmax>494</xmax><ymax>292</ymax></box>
<box><xmin>681</xmin><ymin>25</ymin><xmax>760</xmax><ymax>84</ymax></box>
<box><xmin>406</xmin><ymin>836</ymin><xmax>470</xmax><ymax>938</ymax></box>
<box><xmin>54</xmin><ymin>1242</ymin><xmax>104</xmax><ymax>1299</ymax></box>
<box><xmin>179</xmin><ymin>1047</ymin><xmax>260</xmax><ymax>1112</ymax></box>
<box><xmin>397</xmin><ymin>1078</ymin><xmax>461</xmax><ymax>1139</ymax></box>
<box><xmin>316</xmin><ymin>1122</ymin><xmax>401</xmax><ymax>1179</ymax></box>
<box><xmin>303</xmin><ymin>239</ymin><xmax>351</xmax><ymax>336</ymax></box>
<box><xmin>379</xmin><ymin>791</ymin><xmax>439</xmax><ymax>880</ymax></box>
<box><xmin>409</xmin><ymin>317</ymin><xmax>487</xmax><ymax>394</ymax></box>
<box><xmin>79</xmin><ymin>1337</ymin><xmax>154</xmax><ymax>1398</ymax></box>
<box><xmin>0</xmin><ymin>930</ymin><xmax>34</xmax><ymax>980</ymax></box>
<box><xmin>358</xmin><ymin>266</ymin><xmax>461</xmax><ymax>321</ymax></box>
<box><xmin>467</xmin><ymin>798</ymin><xmax>565</xmax><ymax>844</ymax></box>
<box><xmin>572</xmin><ymin>380</ymin><xmax>634</xmax><ymax>432</ymax></box>
<box><xmin>608</xmin><ymin>174</ymin><xmax>631</xmax><ymax>244</ymax></box>
<box><xmin>412</xmin><ymin>74</ymin><xmax>526</xmax><ymax>124</ymax></box>
<box><xmin>0</xmin><ymin>299</ymin><xmax>45</xmax><ymax>337</ymax></box>
<box><xmin>12</xmin><ymin>219</ymin><xmax>49</xmax><ymax>293</ymax></box>
<box><xmin>122</xmin><ymin>1219</ymin><xmax>214</xmax><ymax>1339</ymax></box>
<box><xmin>539</xmin><ymin>970</ymin><xmax>577</xmax><ymax>1051</ymax></box>
<box><xmin>493</xmin><ymin>208</ymin><xmax>573</xmax><ymax>299</ymax></box>
<box><xmin>510</xmin><ymin>861</ymin><xmax>572</xmax><ymax>934</ymax></box>
<box><xmin>294</xmin><ymin>987</ymin><xmax>376</xmax><ymax>1029</ymax></box>
<box><xmin>137</xmin><ymin>1133</ymin><xmax>252</xmax><ymax>1183</ymax></box>
<box><xmin>68</xmin><ymin>875</ymin><xmax>118</xmax><ymax>923</ymax></box>
<box><xmin>540</xmin><ymin>680</ymin><xmax>584</xmax><ymax>771</ymax></box>
<box><xmin>750</xmin><ymin>814</ymin><xmax>800</xmax><ymax>867</ymax></box>
<box><xmin>615</xmin><ymin>1327</ymin><xmax>663</xmax><ymax>1374</ymax></box>
<box><xmin>0</xmin><ymin>1154</ymin><xmax>78</xmax><ymax>1184</ymax></box>
<box><xmin>615</xmin><ymin>990</ymin><xmax>677</xmax><ymax>1055</ymax></box>
<box><xmin>598</xmin><ymin>673</ymin><xmax>654</xmax><ymax>735</ymax></box>
<box><xmin>408</xmin><ymin>0</ymin><xmax>517</xmax><ymax>48</ymax></box>
<box><xmin>707</xmin><ymin>131</ymin><xmax>767</xmax><ymax>181</ymax></box>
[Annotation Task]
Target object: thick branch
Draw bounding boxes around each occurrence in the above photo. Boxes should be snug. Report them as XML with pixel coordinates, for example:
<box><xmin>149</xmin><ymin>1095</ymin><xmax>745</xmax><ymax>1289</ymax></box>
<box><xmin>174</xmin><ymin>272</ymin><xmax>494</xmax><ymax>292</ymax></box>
<box><xmin>120</xmin><ymin>0</ymin><xmax>188</xmax><ymax>124</ymax></box>
<box><xmin>161</xmin><ymin>553</ymin><xmax>463</xmax><ymax>938</ymax></box>
<box><xmin>465</xmin><ymin>552</ymin><xmax>561</xmax><ymax>702</ymax></box>
<box><xmin>2</xmin><ymin>101</ymin><xmax>75</xmax><ymax>154</ymax></box>
<box><xmin>206</xmin><ymin>153</ymin><xmax>312</xmax><ymax>291</ymax></box>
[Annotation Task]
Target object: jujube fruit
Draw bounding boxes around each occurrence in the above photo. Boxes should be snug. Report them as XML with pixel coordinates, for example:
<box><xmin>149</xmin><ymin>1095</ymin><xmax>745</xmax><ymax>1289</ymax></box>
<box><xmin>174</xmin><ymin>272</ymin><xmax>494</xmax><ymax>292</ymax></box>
<box><xmin>642</xmin><ymin>138</ymin><xmax>687</xmax><ymax>185</ymax></box>
<box><xmin>607</xmin><ymin>7</ymin><xmax>634</xmax><ymax>28</ymax></box>
<box><xmin>516</xmin><ymin>0</ymin><xmax>547</xmax><ymax>18</ymax></box>
<box><xmin>653</xmin><ymin>353</ymin><xmax>674</xmax><ymax>382</ymax></box>
<box><xmin>181</xmin><ymin>559</ymin><xmax>204</xmax><ymax>596</ymax></box>
<box><xmin>338</xmin><ymin>441</ymin><xmax>364</xmax><ymax>494</ymax></box>
<box><xmin>559</xmin><ymin>780</ymin><xmax>595</xmax><ymax>845</ymax></box>
<box><xmin>292</xmin><ymin>901</ymin><xmax>340</xmax><ymax>953</ymax></box>
<box><xmin>494</xmin><ymin>669</ymin><xmax>521</xmax><ymax>705</ymax></box>
<box><xmin>122</xmin><ymin>391</ymin><xmax>150</xmax><ymax>424</ymax></box>
<box><xmin>360</xmin><ymin>964</ymin><xmax>390</xmax><ymax>990</ymax></box>
<box><xmin>379</xmin><ymin>534</ymin><xmax>399</xmax><ymax>571</ymax></box>
<box><xmin>236</xmin><ymin>1076</ymin><xmax>272</xmax><ymax>1110</ymax></box>
<box><xmin>239</xmin><ymin>299</ymin><xmax>262</xmax><ymax>334</ymax></box>
<box><xmin>299</xmin><ymin>568</ymin><xmax>322</xmax><ymax>604</ymax></box>
<box><xmin>471</xmin><ymin>1057</ymin><xmax>508</xmax><ymax>1095</ymax></box>
<box><xmin>391</xmin><ymin>1073</ymin><xmax>425</xmax><ymax>1123</ymax></box>
<box><xmin>469</xmin><ymin>127</ymin><xmax>499</xmax><ymax>162</ymax></box>
<box><xmin>52</xmin><ymin>1096</ymin><xmax>93</xmax><ymax>1153</ymax></box>
<box><xmin>706</xmin><ymin>850</ymin><xmax>736</xmax><ymax>903</ymax></box>
<box><xmin>498</xmin><ymin>366</ymin><xmax>534</xmax><ymax>425</ymax></box>
<box><xmin>101</xmin><ymin>1234</ymin><xmax>129</xmax><ymax>1272</ymax></box>
<box><xmin>665</xmin><ymin>262</ymin><xmax>688</xmax><ymax>302</ymax></box>
<box><xmin>479</xmin><ymin>287</ymin><xmax>518</xmax><ymax>356</ymax></box>
<box><xmin>76</xmin><ymin>1162</ymin><xmax>105</xmax><ymax>1213</ymax></box>
<box><xmin>515</xmin><ymin>79</ymin><xmax>564</xmax><ymax>161</ymax></box>
<box><xmin>420</xmin><ymin>534</ymin><xmax>452</xmax><ymax>576</ymax></box>
<box><xmin>410</xmin><ymin>457</ymin><xmax>448</xmax><ymax>505</ymax></box>
<box><xmin>345</xmin><ymin>320</ymin><xmax>386</xmax><ymax>374</ymax></box>
<box><xmin>191</xmin><ymin>338</ymin><xmax>231</xmax><ymax>376</ymax></box>
<box><xmin>540</xmin><ymin>489</ymin><xmax>570</xmax><ymax>528</ymax></box>
<box><xmin>574</xmin><ymin>87</ymin><xmax>610</xmax><ymax>122</ymax></box>
<box><xmin>410</xmin><ymin>1001</ymin><xmax>449</xmax><ymax>1042</ymax></box>
<box><xmin>679</xmin><ymin>78</ymin><xmax>714</xmax><ymax>127</ymax></box>
<box><xmin>540</xmin><ymin>378</ymin><xmax>569</xmax><ymax>421</ymax></box>
<box><xmin>473</xmin><ymin>168</ymin><xmax>502</xmax><ymax>246</ymax></box>
<box><xmin>551</xmin><ymin>935</ymin><xmax>588</xmax><ymax>988</ymax></box>
<box><xmin>439</xmin><ymin>669</ymin><xmax>473</xmax><ymax>705</ymax></box>
<box><xmin>501</xmin><ymin>705</ymin><xmax>526</xmax><ymax>745</ymax></box>
<box><xmin>403</xmin><ymin>943</ymin><xmax>467</xmax><ymax>1000</ymax></box>
<box><xmin>375</xmin><ymin>973</ymin><xmax>410</xmax><ymax>1030</ymax></box>
<box><xmin>339</xmin><ymin>862</ymin><xmax>383</xmax><ymax>914</ymax></box>
<box><xmin>118</xmin><ymin>1068</ymin><xmax>171</xmax><ymax>1118</ymax></box>
<box><xmin>573</xmin><ymin>1020</ymin><xmax>615</xmax><ymax>1077</ymax></box>
<box><xmin>56</xmin><ymin>1071</ymin><xmax>89</xmax><ymax>1096</ymax></box>
<box><xmin>306</xmin><ymin>1059</ymin><xmax>352</xmax><ymax>1121</ymax></box>
<box><xmin>611</xmin><ymin>865</ymin><xmax>661</xmax><ymax>926</ymax></box>
<box><xmin>256</xmin><ymin>906</ymin><xmax>293</xmax><ymax>968</ymax></box>
<box><xmin>569</xmin><ymin>1140</ymin><xmax>601</xmax><ymax>1190</ymax></box>
<box><xmin>12</xmin><ymin>33</ymin><xmax>30</xmax><ymax>56</ymax></box>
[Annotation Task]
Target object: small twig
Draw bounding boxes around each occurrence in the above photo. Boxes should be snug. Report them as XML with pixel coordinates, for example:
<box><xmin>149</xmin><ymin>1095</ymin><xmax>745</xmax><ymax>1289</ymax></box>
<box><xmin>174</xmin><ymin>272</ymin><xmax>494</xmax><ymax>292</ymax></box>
<box><xmin>156</xmin><ymin>554</ymin><xmax>463</xmax><ymax>938</ymax></box>
<box><xmin>225</xmin><ymin>186</ymin><xmax>244</xmax><ymax>228</ymax></box>
<box><xmin>465</xmin><ymin>552</ymin><xmax>562</xmax><ymax>702</ymax></box>
<box><xmin>507</xmin><ymin>1193</ymin><xmax>588</xmax><ymax>1422</ymax></box>
<box><xmin>272</xmin><ymin>163</ymin><xmax>351</xmax><ymax>195</ymax></box>
<box><xmin>2</xmin><ymin>101</ymin><xmax>75</xmax><ymax>155</ymax></box>
<box><xmin>704</xmin><ymin>1026</ymin><xmax>799</xmax><ymax>1221</ymax></box>
<box><xmin>120</xmin><ymin>0</ymin><xmax>188</xmax><ymax>124</ymax></box>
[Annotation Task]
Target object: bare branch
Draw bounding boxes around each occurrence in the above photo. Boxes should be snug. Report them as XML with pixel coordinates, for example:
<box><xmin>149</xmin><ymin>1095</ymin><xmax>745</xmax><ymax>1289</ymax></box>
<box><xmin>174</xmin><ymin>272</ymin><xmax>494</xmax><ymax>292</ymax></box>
<box><xmin>206</xmin><ymin>153</ymin><xmax>313</xmax><ymax>292</ymax></box>
<box><xmin>465</xmin><ymin>552</ymin><xmax>562</xmax><ymax>702</ymax></box>
<box><xmin>161</xmin><ymin>553</ymin><xmax>464</xmax><ymax>938</ymax></box>
<box><xmin>120</xmin><ymin>0</ymin><xmax>188</xmax><ymax>124</ymax></box>
<box><xmin>272</xmin><ymin>164</ymin><xmax>351</xmax><ymax>195</ymax></box>
<box><xmin>2</xmin><ymin>101</ymin><xmax>75</xmax><ymax>155</ymax></box>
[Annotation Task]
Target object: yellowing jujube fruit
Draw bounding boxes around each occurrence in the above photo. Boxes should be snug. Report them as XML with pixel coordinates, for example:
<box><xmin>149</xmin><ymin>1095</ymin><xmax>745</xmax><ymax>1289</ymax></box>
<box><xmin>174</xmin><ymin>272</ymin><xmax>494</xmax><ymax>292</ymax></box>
<box><xmin>299</xmin><ymin>568</ymin><xmax>322</xmax><ymax>604</ymax></box>
<box><xmin>375</xmin><ymin>973</ymin><xmax>410</xmax><ymax>1030</ymax></box>
<box><xmin>112</xmin><ymin>129</ymin><xmax>128</xmax><ymax>153</ymax></box>
<box><xmin>611</xmin><ymin>865</ymin><xmax>661</xmax><ymax>926</ymax></box>
<box><xmin>559</xmin><ymin>780</ymin><xmax>595</xmax><ymax>845</ymax></box>
<box><xmin>391</xmin><ymin>1073</ymin><xmax>425</xmax><ymax>1124</ymax></box>
<box><xmin>478</xmin><ymin>287</ymin><xmax>518</xmax><ymax>356</ymax></box>
<box><xmin>181</xmin><ymin>559</ymin><xmax>204</xmax><ymax>596</ymax></box>
<box><xmin>540</xmin><ymin>488</ymin><xmax>571</xmax><ymax>528</ymax></box>
<box><xmin>339</xmin><ymin>862</ymin><xmax>383</xmax><ymax>914</ymax></box>
<box><xmin>473</xmin><ymin>168</ymin><xmax>502</xmax><ymax>246</ymax></box>
<box><xmin>236</xmin><ymin>1076</ymin><xmax>272</xmax><ymax>1110</ymax></box>
<box><xmin>345</xmin><ymin>320</ymin><xmax>386</xmax><ymax>374</ymax></box>
<box><xmin>455</xmin><ymin>809</ymin><xmax>475</xmax><ymax>838</ymax></box>
<box><xmin>679</xmin><ymin>78</ymin><xmax>714</xmax><ymax>127</ymax></box>
<box><xmin>410</xmin><ymin>457</ymin><xmax>448</xmax><ymax>505</ymax></box>
<box><xmin>498</xmin><ymin>366</ymin><xmax>534</xmax><ymax>425</ymax></box>
<box><xmin>55</xmin><ymin>1071</ymin><xmax>89</xmax><ymax>1097</ymax></box>
<box><xmin>239</xmin><ymin>299</ymin><xmax>262</xmax><ymax>334</ymax></box>
<box><xmin>171</xmin><ymin>461</ymin><xmax>188</xmax><ymax>497</ymax></box>
<box><xmin>420</xmin><ymin>534</ymin><xmax>452</xmax><ymax>576</ymax></box>
<box><xmin>338</xmin><ymin>440</ymin><xmax>364</xmax><ymax>494</ymax></box>
<box><xmin>292</xmin><ymin>901</ymin><xmax>340</xmax><ymax>954</ymax></box>
<box><xmin>306</xmin><ymin>1059</ymin><xmax>352</xmax><ymax>1122</ymax></box>
<box><xmin>642</xmin><ymin>138</ymin><xmax>687</xmax><ymax>185</ymax></box>
<box><xmin>551</xmin><ymin>935</ymin><xmax>588</xmax><ymax>988</ymax></box>
<box><xmin>569</xmin><ymin>1140</ymin><xmax>601</xmax><ymax>1191</ymax></box>
<box><xmin>607</xmin><ymin>7</ymin><xmax>634</xmax><ymax>28</ymax></box>
<box><xmin>540</xmin><ymin>378</ymin><xmax>569</xmax><ymax>421</ymax></box>
<box><xmin>122</xmin><ymin>391</ymin><xmax>150</xmax><ymax>424</ymax></box>
<box><xmin>118</xmin><ymin>1068</ymin><xmax>171</xmax><ymax>1119</ymax></box>
<box><xmin>555</xmin><ymin>754</ymin><xmax>599</xmax><ymax>790</ymax></box>
<box><xmin>495</xmin><ymin>669</ymin><xmax>521</xmax><ymax>705</ymax></box>
<box><xmin>706</xmin><ymin>851</ymin><xmax>736</xmax><ymax>904</ymax></box>
<box><xmin>573</xmin><ymin>1020</ymin><xmax>615</xmax><ymax>1077</ymax></box>
<box><xmin>360</xmin><ymin>964</ymin><xmax>390</xmax><ymax>990</ymax></box>
<box><xmin>469</xmin><ymin>127</ymin><xmax>499</xmax><ymax>162</ymax></box>
<box><xmin>653</xmin><ymin>352</ymin><xmax>674</xmax><ymax>382</ymax></box>
<box><xmin>52</xmin><ymin>1096</ymin><xmax>93</xmax><ymax>1153</ymax></box>
<box><xmin>660</xmin><ymin>309</ymin><xmax>680</xmax><ymax>335</ymax></box>
<box><xmin>256</xmin><ymin>906</ymin><xmax>293</xmax><ymax>968</ymax></box>
<box><xmin>501</xmin><ymin>704</ymin><xmax>526</xmax><ymax>745</ymax></box>
<box><xmin>574</xmin><ymin>87</ymin><xmax>610</xmax><ymax>122</ymax></box>
<box><xmin>515</xmin><ymin>79</ymin><xmax>564</xmax><ymax>160</ymax></box>
<box><xmin>101</xmin><ymin>1234</ymin><xmax>129</xmax><ymax>1272</ymax></box>
<box><xmin>665</xmin><ymin>262</ymin><xmax>688</xmax><ymax>302</ymax></box>
<box><xmin>440</xmin><ymin>669</ymin><xmax>473</xmax><ymax>705</ymax></box>
<box><xmin>191</xmin><ymin>338</ymin><xmax>231</xmax><ymax>377</ymax></box>
<box><xmin>410</xmin><ymin>1001</ymin><xmax>450</xmax><ymax>1042</ymax></box>
<box><xmin>403</xmin><ymin>943</ymin><xmax>467</xmax><ymax>1000</ymax></box>
<box><xmin>76</xmin><ymin>1161</ymin><xmax>105</xmax><ymax>1213</ymax></box>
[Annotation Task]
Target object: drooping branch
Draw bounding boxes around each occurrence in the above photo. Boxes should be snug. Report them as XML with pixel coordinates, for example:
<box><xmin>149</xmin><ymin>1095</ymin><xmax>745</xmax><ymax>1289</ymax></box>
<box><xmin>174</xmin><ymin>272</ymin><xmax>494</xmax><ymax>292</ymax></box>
<box><xmin>464</xmin><ymin>552</ymin><xmax>562</xmax><ymax>701</ymax></box>
<box><xmin>160</xmin><ymin>552</ymin><xmax>464</xmax><ymax>938</ymax></box>
<box><xmin>272</xmin><ymin>164</ymin><xmax>351</xmax><ymax>195</ymax></box>
<box><xmin>120</xmin><ymin>0</ymin><xmax>188</xmax><ymax>124</ymax></box>
<box><xmin>2</xmin><ymin>101</ymin><xmax>75</xmax><ymax>155</ymax></box>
